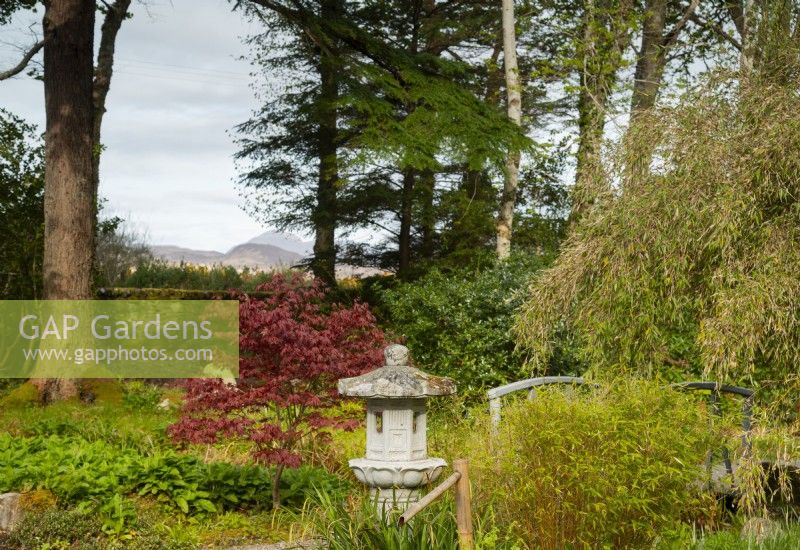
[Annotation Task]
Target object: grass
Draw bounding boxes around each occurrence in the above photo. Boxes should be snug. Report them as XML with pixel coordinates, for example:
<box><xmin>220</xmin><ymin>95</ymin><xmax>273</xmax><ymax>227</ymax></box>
<box><xmin>0</xmin><ymin>381</ymin><xmax>177</xmax><ymax>450</ymax></box>
<box><xmin>682</xmin><ymin>523</ymin><xmax>800</xmax><ymax>549</ymax></box>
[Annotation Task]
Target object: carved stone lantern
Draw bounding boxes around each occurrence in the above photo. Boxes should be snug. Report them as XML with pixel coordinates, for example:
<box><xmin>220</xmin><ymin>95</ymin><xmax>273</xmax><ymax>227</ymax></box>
<box><xmin>338</xmin><ymin>344</ymin><xmax>456</xmax><ymax>512</ymax></box>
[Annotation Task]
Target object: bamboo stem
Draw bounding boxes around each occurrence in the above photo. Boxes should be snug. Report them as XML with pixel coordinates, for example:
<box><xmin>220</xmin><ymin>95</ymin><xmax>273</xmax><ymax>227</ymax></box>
<box><xmin>454</xmin><ymin>459</ymin><xmax>474</xmax><ymax>550</ymax></box>
<box><xmin>398</xmin><ymin>471</ymin><xmax>461</xmax><ymax>525</ymax></box>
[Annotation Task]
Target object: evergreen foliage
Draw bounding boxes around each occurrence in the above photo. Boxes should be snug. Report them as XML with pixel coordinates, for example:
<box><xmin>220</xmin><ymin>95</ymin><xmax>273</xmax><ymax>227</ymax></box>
<box><xmin>235</xmin><ymin>0</ymin><xmax>567</xmax><ymax>274</ymax></box>
<box><xmin>383</xmin><ymin>254</ymin><xmax>562</xmax><ymax>394</ymax></box>
<box><xmin>0</xmin><ymin>109</ymin><xmax>44</xmax><ymax>299</ymax></box>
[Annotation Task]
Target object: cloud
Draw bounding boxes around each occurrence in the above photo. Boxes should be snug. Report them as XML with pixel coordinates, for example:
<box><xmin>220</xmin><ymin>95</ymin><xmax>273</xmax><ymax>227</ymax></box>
<box><xmin>0</xmin><ymin>0</ymin><xmax>267</xmax><ymax>252</ymax></box>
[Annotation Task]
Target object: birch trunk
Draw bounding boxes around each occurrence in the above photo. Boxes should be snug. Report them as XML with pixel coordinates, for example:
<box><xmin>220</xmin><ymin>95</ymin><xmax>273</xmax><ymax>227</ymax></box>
<box><xmin>497</xmin><ymin>0</ymin><xmax>522</xmax><ymax>260</ymax></box>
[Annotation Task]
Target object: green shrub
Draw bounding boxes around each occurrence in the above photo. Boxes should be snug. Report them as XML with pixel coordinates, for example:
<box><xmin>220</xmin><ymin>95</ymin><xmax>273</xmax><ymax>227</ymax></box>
<box><xmin>121</xmin><ymin>260</ymin><xmax>244</xmax><ymax>290</ymax></box>
<box><xmin>80</xmin><ymin>379</ymin><xmax>125</xmax><ymax>403</ymax></box>
<box><xmin>382</xmin><ymin>254</ymin><xmax>561</xmax><ymax>394</ymax></box>
<box><xmin>0</xmin><ymin>378</ymin><xmax>26</xmax><ymax>398</ymax></box>
<box><xmin>0</xmin><ymin>110</ymin><xmax>44</xmax><ymax>300</ymax></box>
<box><xmin>5</xmin><ymin>506</ymin><xmax>195</xmax><ymax>550</ymax></box>
<box><xmin>122</xmin><ymin>381</ymin><xmax>163</xmax><ymax>411</ymax></box>
<box><xmin>0</xmin><ymin>381</ymin><xmax>39</xmax><ymax>407</ymax></box>
<box><xmin>457</xmin><ymin>380</ymin><xmax>720</xmax><ymax>548</ymax></box>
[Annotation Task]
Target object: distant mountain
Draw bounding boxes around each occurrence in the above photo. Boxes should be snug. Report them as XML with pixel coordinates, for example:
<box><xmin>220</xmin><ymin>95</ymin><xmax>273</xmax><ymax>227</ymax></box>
<box><xmin>151</xmin><ymin>232</ymin><xmax>384</xmax><ymax>277</ymax></box>
<box><xmin>246</xmin><ymin>231</ymin><xmax>313</xmax><ymax>256</ymax></box>
<box><xmin>221</xmin><ymin>242</ymin><xmax>301</xmax><ymax>269</ymax></box>
<box><xmin>151</xmin><ymin>245</ymin><xmax>224</xmax><ymax>265</ymax></box>
<box><xmin>151</xmin><ymin>233</ymin><xmax>306</xmax><ymax>270</ymax></box>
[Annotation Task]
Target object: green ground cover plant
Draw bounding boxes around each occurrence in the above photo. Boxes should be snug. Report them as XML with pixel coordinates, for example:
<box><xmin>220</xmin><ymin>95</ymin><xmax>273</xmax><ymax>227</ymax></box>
<box><xmin>0</xmin><ymin>383</ymin><xmax>351</xmax><ymax>547</ymax></box>
<box><xmin>309</xmin><ymin>489</ymin><xmax>525</xmax><ymax>550</ymax></box>
<box><xmin>688</xmin><ymin>524</ymin><xmax>800</xmax><ymax>549</ymax></box>
<box><xmin>0</xmin><ymin>433</ymin><xmax>342</xmax><ymax>530</ymax></box>
<box><xmin>311</xmin><ymin>491</ymin><xmax>460</xmax><ymax>550</ymax></box>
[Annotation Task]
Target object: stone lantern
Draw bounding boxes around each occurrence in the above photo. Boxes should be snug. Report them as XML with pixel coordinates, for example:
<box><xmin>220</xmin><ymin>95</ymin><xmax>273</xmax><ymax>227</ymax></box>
<box><xmin>338</xmin><ymin>344</ymin><xmax>456</xmax><ymax>512</ymax></box>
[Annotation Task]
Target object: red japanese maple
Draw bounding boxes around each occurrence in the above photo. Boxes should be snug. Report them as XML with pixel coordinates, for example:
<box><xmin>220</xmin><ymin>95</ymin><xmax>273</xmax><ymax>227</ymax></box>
<box><xmin>168</xmin><ymin>274</ymin><xmax>385</xmax><ymax>507</ymax></box>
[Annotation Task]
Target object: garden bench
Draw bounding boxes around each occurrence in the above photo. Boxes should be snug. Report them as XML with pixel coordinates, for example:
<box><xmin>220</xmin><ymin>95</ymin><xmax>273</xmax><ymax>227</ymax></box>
<box><xmin>670</xmin><ymin>381</ymin><xmax>753</xmax><ymax>484</ymax></box>
<box><xmin>672</xmin><ymin>383</ymin><xmax>800</xmax><ymax>503</ymax></box>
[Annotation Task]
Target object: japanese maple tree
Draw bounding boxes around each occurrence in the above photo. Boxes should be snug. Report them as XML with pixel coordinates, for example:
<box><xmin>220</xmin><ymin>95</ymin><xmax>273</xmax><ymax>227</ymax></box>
<box><xmin>169</xmin><ymin>274</ymin><xmax>385</xmax><ymax>507</ymax></box>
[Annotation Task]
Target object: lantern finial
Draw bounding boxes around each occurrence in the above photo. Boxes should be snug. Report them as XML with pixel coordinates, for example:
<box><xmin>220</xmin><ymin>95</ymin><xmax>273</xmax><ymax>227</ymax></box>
<box><xmin>384</xmin><ymin>343</ymin><xmax>409</xmax><ymax>366</ymax></box>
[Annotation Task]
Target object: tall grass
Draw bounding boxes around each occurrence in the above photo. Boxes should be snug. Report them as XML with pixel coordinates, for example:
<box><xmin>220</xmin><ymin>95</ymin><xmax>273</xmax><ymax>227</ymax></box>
<box><xmin>435</xmin><ymin>380</ymin><xmax>724</xmax><ymax>549</ymax></box>
<box><xmin>308</xmin><ymin>490</ymin><xmax>458</xmax><ymax>550</ymax></box>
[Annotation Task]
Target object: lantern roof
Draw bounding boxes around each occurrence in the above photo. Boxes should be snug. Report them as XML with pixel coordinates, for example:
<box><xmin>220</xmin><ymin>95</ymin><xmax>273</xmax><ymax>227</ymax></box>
<box><xmin>338</xmin><ymin>344</ymin><xmax>456</xmax><ymax>398</ymax></box>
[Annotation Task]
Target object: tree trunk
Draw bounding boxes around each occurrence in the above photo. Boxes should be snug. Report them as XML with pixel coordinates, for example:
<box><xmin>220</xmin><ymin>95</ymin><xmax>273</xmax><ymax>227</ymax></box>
<box><xmin>739</xmin><ymin>0</ymin><xmax>756</xmax><ymax>72</ymax></box>
<box><xmin>398</xmin><ymin>168</ymin><xmax>415</xmax><ymax>277</ymax></box>
<box><xmin>40</xmin><ymin>0</ymin><xmax>96</xmax><ymax>401</ymax></box>
<box><xmin>631</xmin><ymin>0</ymin><xmax>699</xmax><ymax>116</ymax></box>
<box><xmin>571</xmin><ymin>0</ymin><xmax>632</xmax><ymax>221</ymax></box>
<box><xmin>311</xmin><ymin>0</ymin><xmax>340</xmax><ymax>286</ymax></box>
<box><xmin>418</xmin><ymin>169</ymin><xmax>435</xmax><ymax>260</ymax></box>
<box><xmin>626</xmin><ymin>0</ymin><xmax>699</xmax><ymax>183</ymax></box>
<box><xmin>630</xmin><ymin>0</ymin><xmax>667</xmax><ymax>115</ymax></box>
<box><xmin>496</xmin><ymin>0</ymin><xmax>522</xmax><ymax>260</ymax></box>
<box><xmin>573</xmin><ymin>79</ymin><xmax>608</xmax><ymax>219</ymax></box>
<box><xmin>271</xmin><ymin>463</ymin><xmax>285</xmax><ymax>509</ymax></box>
<box><xmin>81</xmin><ymin>0</ymin><xmax>132</xmax><ymax>399</ymax></box>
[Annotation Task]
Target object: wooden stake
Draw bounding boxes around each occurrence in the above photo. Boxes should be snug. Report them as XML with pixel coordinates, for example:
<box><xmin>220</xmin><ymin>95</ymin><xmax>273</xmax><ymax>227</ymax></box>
<box><xmin>454</xmin><ymin>459</ymin><xmax>474</xmax><ymax>550</ymax></box>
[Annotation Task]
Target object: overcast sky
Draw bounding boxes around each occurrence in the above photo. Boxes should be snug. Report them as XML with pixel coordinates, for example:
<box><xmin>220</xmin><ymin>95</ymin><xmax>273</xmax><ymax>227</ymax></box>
<box><xmin>0</xmin><ymin>0</ymin><xmax>280</xmax><ymax>252</ymax></box>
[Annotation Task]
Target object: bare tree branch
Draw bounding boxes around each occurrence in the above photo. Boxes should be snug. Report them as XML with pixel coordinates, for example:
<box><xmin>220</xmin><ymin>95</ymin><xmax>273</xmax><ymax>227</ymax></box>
<box><xmin>0</xmin><ymin>40</ymin><xmax>44</xmax><ymax>81</ymax></box>
<box><xmin>663</xmin><ymin>0</ymin><xmax>701</xmax><ymax>49</ymax></box>
<box><xmin>689</xmin><ymin>13</ymin><xmax>743</xmax><ymax>50</ymax></box>
<box><xmin>92</xmin><ymin>0</ymin><xmax>132</xmax><ymax>199</ymax></box>
<box><xmin>726</xmin><ymin>0</ymin><xmax>746</xmax><ymax>41</ymax></box>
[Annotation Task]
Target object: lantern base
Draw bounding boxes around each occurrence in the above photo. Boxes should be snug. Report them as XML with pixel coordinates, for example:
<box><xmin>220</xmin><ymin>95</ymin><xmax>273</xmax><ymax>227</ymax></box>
<box><xmin>370</xmin><ymin>487</ymin><xmax>419</xmax><ymax>514</ymax></box>
<box><xmin>348</xmin><ymin>457</ymin><xmax>447</xmax><ymax>513</ymax></box>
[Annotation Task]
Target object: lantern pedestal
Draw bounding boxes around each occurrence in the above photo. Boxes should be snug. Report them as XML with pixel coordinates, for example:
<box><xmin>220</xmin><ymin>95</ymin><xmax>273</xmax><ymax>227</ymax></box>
<box><xmin>338</xmin><ymin>344</ymin><xmax>456</xmax><ymax>514</ymax></box>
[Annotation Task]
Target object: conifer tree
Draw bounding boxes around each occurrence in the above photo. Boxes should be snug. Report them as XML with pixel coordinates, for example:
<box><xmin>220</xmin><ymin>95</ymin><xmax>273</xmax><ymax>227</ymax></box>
<box><xmin>237</xmin><ymin>0</ymin><xmax>531</xmax><ymax>276</ymax></box>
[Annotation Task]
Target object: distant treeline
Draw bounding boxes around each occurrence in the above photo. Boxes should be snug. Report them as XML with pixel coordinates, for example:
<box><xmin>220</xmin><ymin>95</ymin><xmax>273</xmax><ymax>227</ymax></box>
<box><xmin>115</xmin><ymin>261</ymin><xmax>289</xmax><ymax>292</ymax></box>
